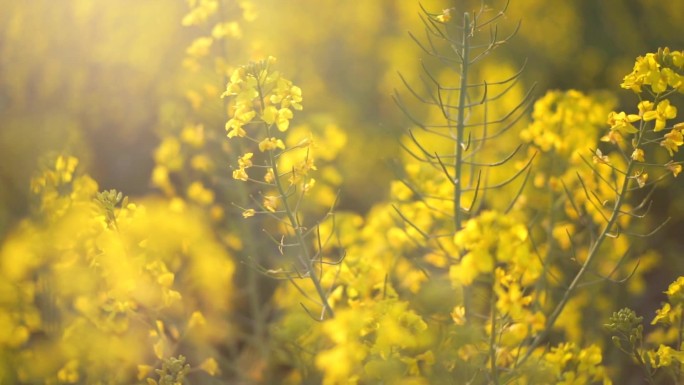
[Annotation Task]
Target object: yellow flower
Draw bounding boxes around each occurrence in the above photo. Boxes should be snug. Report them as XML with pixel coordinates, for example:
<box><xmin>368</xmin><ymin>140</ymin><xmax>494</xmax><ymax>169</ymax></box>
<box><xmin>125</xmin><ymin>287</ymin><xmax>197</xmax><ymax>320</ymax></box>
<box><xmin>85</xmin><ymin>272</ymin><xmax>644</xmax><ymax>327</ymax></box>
<box><xmin>607</xmin><ymin>111</ymin><xmax>640</xmax><ymax>134</ymax></box>
<box><xmin>435</xmin><ymin>8</ymin><xmax>452</xmax><ymax>23</ymax></box>
<box><xmin>55</xmin><ymin>155</ymin><xmax>79</xmax><ymax>180</ymax></box>
<box><xmin>643</xmin><ymin>99</ymin><xmax>677</xmax><ymax>131</ymax></box>
<box><xmin>137</xmin><ymin>365</ymin><xmax>154</xmax><ymax>381</ymax></box>
<box><xmin>638</xmin><ymin>100</ymin><xmax>654</xmax><ymax>116</ymax></box>
<box><xmin>647</xmin><ymin>344</ymin><xmax>684</xmax><ymax>368</ymax></box>
<box><xmin>495</xmin><ymin>271</ymin><xmax>532</xmax><ymax>318</ymax></box>
<box><xmin>269</xmin><ymin>77</ymin><xmax>303</xmax><ymax>110</ymax></box>
<box><xmin>222</xmin><ymin>67</ymin><xmax>246</xmax><ymax>96</ymax></box>
<box><xmin>666</xmin><ymin>276</ymin><xmax>684</xmax><ymax>301</ymax></box>
<box><xmin>57</xmin><ymin>360</ymin><xmax>80</xmax><ymax>383</ymax></box>
<box><xmin>450</xmin><ymin>306</ymin><xmax>466</xmax><ymax>325</ymax></box>
<box><xmin>635</xmin><ymin>171</ymin><xmax>648</xmax><ymax>188</ymax></box>
<box><xmin>621</xmin><ymin>53</ymin><xmax>668</xmax><ymax>93</ymax></box>
<box><xmin>181</xmin><ymin>0</ymin><xmax>218</xmax><ymax>26</ymax></box>
<box><xmin>188</xmin><ymin>311</ymin><xmax>206</xmax><ymax>328</ymax></box>
<box><xmin>238</xmin><ymin>152</ymin><xmax>253</xmax><ymax>168</ymax></box>
<box><xmin>199</xmin><ymin>357</ymin><xmax>220</xmax><ymax>376</ymax></box>
<box><xmin>264</xmin><ymin>168</ymin><xmax>275</xmax><ymax>183</ymax></box>
<box><xmin>600</xmin><ymin>129</ymin><xmax>622</xmax><ymax>144</ymax></box>
<box><xmin>190</xmin><ymin>154</ymin><xmax>212</xmax><ymax>172</ymax></box>
<box><xmin>592</xmin><ymin>148</ymin><xmax>610</xmax><ymax>165</ymax></box>
<box><xmin>661</xmin><ymin>128</ymin><xmax>684</xmax><ymax>155</ymax></box>
<box><xmin>316</xmin><ymin>308</ymin><xmax>369</xmax><ymax>385</ymax></box>
<box><xmin>181</xmin><ymin>123</ymin><xmax>205</xmax><ymax>147</ymax></box>
<box><xmin>631</xmin><ymin>148</ymin><xmax>644</xmax><ymax>162</ymax></box>
<box><xmin>303</xmin><ymin>178</ymin><xmax>316</xmax><ymax>193</ymax></box>
<box><xmin>187</xmin><ymin>181</ymin><xmax>215</xmax><ymax>205</ymax></box>
<box><xmin>157</xmin><ymin>272</ymin><xmax>175</xmax><ymax>288</ymax></box>
<box><xmin>233</xmin><ymin>153</ymin><xmax>253</xmax><ymax>181</ymax></box>
<box><xmin>225</xmin><ymin>105</ymin><xmax>256</xmax><ymax>138</ymax></box>
<box><xmin>211</xmin><ymin>22</ymin><xmax>242</xmax><ymax>39</ymax></box>
<box><xmin>666</xmin><ymin>162</ymin><xmax>683</xmax><ymax>177</ymax></box>
<box><xmin>449</xmin><ymin>250</ymin><xmax>492</xmax><ymax>286</ymax></box>
<box><xmin>185</xmin><ymin>37</ymin><xmax>213</xmax><ymax>58</ymax></box>
<box><xmin>289</xmin><ymin>157</ymin><xmax>317</xmax><ymax>186</ymax></box>
<box><xmin>263</xmin><ymin>195</ymin><xmax>278</xmax><ymax>212</ymax></box>
<box><xmin>242</xmin><ymin>209</ymin><xmax>255</xmax><ymax>218</ymax></box>
<box><xmin>652</xmin><ymin>303</ymin><xmax>672</xmax><ymax>325</ymax></box>
<box><xmin>262</xmin><ymin>106</ymin><xmax>294</xmax><ymax>131</ymax></box>
<box><xmin>232</xmin><ymin>168</ymin><xmax>249</xmax><ymax>181</ymax></box>
<box><xmin>154</xmin><ymin>137</ymin><xmax>183</xmax><ymax>171</ymax></box>
<box><xmin>258</xmin><ymin>137</ymin><xmax>286</xmax><ymax>152</ymax></box>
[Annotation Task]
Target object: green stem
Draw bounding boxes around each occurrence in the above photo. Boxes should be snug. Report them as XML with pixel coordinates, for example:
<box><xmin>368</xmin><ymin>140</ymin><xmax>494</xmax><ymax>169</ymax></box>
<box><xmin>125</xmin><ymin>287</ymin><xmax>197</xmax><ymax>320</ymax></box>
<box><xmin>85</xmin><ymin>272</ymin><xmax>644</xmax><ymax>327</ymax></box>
<box><xmin>255</xmin><ymin>79</ymin><xmax>334</xmax><ymax>319</ymax></box>
<box><xmin>677</xmin><ymin>311</ymin><xmax>683</xmax><ymax>379</ymax></box>
<box><xmin>519</xmin><ymin>120</ymin><xmax>646</xmax><ymax>365</ymax></box>
<box><xmin>456</xmin><ymin>12</ymin><xmax>471</xmax><ymax>320</ymax></box>
<box><xmin>268</xmin><ymin>149</ymin><xmax>334</xmax><ymax>318</ymax></box>
<box><xmin>534</xmin><ymin>148</ymin><xmax>558</xmax><ymax>303</ymax></box>
<box><xmin>634</xmin><ymin>348</ymin><xmax>657</xmax><ymax>385</ymax></box>
<box><xmin>489</xmin><ymin>288</ymin><xmax>500</xmax><ymax>385</ymax></box>
<box><xmin>215</xmin><ymin>2</ymin><xmax>270</xmax><ymax>378</ymax></box>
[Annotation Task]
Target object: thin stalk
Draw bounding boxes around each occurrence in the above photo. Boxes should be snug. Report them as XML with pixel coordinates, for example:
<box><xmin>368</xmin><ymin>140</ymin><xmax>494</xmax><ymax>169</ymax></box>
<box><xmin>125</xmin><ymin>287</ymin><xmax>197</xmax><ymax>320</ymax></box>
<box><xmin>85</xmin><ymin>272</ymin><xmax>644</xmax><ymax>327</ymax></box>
<box><xmin>519</xmin><ymin>119</ymin><xmax>647</xmax><ymax>365</ymax></box>
<box><xmin>520</xmin><ymin>164</ymin><xmax>635</xmax><ymax>364</ymax></box>
<box><xmin>268</xmin><ymin>149</ymin><xmax>334</xmax><ymax>318</ymax></box>
<box><xmin>489</xmin><ymin>289</ymin><xmax>500</xmax><ymax>385</ymax></box>
<box><xmin>536</xmin><ymin>124</ymin><xmax>561</xmax><ymax>303</ymax></box>
<box><xmin>677</xmin><ymin>311</ymin><xmax>684</xmax><ymax>379</ymax></box>
<box><xmin>634</xmin><ymin>347</ymin><xmax>657</xmax><ymax>385</ymax></box>
<box><xmin>456</xmin><ymin>12</ymin><xmax>472</xmax><ymax>320</ymax></box>
<box><xmin>254</xmin><ymin>81</ymin><xmax>334</xmax><ymax>319</ymax></box>
<box><xmin>216</xmin><ymin>1</ymin><xmax>271</xmax><ymax>377</ymax></box>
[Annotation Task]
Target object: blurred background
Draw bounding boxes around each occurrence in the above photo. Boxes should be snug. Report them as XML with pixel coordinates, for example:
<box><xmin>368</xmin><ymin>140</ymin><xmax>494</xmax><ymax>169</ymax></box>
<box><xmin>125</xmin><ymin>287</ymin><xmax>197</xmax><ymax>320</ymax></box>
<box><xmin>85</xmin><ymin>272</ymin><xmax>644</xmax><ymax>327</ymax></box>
<box><xmin>2</xmin><ymin>0</ymin><xmax>684</xmax><ymax>234</ymax></box>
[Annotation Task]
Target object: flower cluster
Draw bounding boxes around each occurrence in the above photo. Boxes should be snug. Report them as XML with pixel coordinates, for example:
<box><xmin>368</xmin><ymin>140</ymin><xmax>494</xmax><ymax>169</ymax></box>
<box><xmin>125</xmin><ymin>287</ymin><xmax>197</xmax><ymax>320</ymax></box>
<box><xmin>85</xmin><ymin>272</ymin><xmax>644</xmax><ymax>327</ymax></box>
<box><xmin>651</xmin><ymin>277</ymin><xmax>684</xmax><ymax>328</ymax></box>
<box><xmin>607</xmin><ymin>304</ymin><xmax>684</xmax><ymax>382</ymax></box>
<box><xmin>314</xmin><ymin>300</ymin><xmax>433</xmax><ymax>385</ymax></box>
<box><xmin>621</xmin><ymin>48</ymin><xmax>684</xmax><ymax>94</ymax></box>
<box><xmin>145</xmin><ymin>355</ymin><xmax>190</xmax><ymax>385</ymax></box>
<box><xmin>604</xmin><ymin>49</ymin><xmax>684</xmax><ymax>179</ymax></box>
<box><xmin>222</xmin><ymin>59</ymin><xmax>324</xmax><ymax>217</ymax></box>
<box><xmin>222</xmin><ymin>57</ymin><xmax>302</xmax><ymax>138</ymax></box>
<box><xmin>449</xmin><ymin>211</ymin><xmax>541</xmax><ymax>287</ymax></box>
<box><xmin>541</xmin><ymin>343</ymin><xmax>610</xmax><ymax>385</ymax></box>
<box><xmin>28</xmin><ymin>154</ymin><xmax>98</xmax><ymax>221</ymax></box>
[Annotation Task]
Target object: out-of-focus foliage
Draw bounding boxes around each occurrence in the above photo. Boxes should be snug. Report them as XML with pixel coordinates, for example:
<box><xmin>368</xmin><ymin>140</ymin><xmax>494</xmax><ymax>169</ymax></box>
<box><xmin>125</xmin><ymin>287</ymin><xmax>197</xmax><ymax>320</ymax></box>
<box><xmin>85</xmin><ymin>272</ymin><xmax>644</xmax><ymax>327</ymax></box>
<box><xmin>0</xmin><ymin>155</ymin><xmax>234</xmax><ymax>384</ymax></box>
<box><xmin>1</xmin><ymin>1</ymin><xmax>684</xmax><ymax>385</ymax></box>
<box><xmin>0</xmin><ymin>0</ymin><xmax>188</xmax><ymax>236</ymax></box>
<box><xmin>2</xmin><ymin>0</ymin><xmax>684</xmax><ymax>233</ymax></box>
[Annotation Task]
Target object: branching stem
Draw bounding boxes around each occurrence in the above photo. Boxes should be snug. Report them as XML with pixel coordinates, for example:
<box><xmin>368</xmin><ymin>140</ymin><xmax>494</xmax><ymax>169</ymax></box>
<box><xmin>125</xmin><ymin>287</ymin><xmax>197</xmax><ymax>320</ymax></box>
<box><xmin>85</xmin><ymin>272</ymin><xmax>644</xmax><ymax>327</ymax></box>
<box><xmin>268</xmin><ymin>149</ymin><xmax>335</xmax><ymax>318</ymax></box>
<box><xmin>519</xmin><ymin>118</ymin><xmax>647</xmax><ymax>365</ymax></box>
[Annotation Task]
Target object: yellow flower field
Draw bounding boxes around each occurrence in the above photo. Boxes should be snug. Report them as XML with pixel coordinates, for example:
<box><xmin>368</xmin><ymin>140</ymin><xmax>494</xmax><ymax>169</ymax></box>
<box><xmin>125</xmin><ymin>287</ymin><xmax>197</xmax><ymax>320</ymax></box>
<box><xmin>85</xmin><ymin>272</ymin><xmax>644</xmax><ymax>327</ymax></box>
<box><xmin>1</xmin><ymin>1</ymin><xmax>684</xmax><ymax>384</ymax></box>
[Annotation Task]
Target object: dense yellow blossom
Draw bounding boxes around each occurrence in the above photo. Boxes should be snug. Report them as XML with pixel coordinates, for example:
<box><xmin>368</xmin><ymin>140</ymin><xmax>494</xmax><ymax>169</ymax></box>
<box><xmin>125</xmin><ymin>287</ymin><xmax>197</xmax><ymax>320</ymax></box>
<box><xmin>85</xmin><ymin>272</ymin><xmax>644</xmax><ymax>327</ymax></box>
<box><xmin>621</xmin><ymin>48</ymin><xmax>684</xmax><ymax>94</ymax></box>
<box><xmin>0</xmin><ymin>156</ymin><xmax>235</xmax><ymax>384</ymax></box>
<box><xmin>449</xmin><ymin>211</ymin><xmax>540</xmax><ymax>287</ymax></box>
